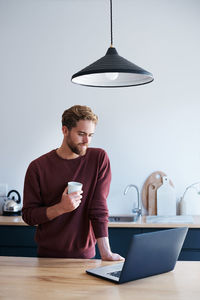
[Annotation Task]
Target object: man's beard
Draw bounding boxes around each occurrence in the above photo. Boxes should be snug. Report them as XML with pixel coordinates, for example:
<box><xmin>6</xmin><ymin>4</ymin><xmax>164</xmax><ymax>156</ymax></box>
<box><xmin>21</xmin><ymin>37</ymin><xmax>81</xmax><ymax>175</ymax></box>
<box><xmin>67</xmin><ymin>137</ymin><xmax>88</xmax><ymax>156</ymax></box>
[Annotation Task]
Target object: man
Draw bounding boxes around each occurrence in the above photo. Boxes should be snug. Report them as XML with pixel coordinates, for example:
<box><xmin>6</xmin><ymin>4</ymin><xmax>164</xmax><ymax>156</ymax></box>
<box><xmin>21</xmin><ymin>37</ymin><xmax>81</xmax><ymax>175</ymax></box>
<box><xmin>22</xmin><ymin>105</ymin><xmax>123</xmax><ymax>261</ymax></box>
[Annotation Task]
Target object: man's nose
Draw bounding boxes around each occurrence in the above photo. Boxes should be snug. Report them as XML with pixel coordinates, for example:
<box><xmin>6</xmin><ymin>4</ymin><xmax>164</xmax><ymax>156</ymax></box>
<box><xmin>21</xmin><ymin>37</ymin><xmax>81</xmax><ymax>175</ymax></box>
<box><xmin>83</xmin><ymin>135</ymin><xmax>89</xmax><ymax>144</ymax></box>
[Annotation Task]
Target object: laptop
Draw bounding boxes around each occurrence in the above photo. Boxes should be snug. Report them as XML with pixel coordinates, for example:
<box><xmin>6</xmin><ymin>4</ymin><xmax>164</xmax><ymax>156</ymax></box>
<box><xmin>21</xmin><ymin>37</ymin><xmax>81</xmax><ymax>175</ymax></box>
<box><xmin>86</xmin><ymin>227</ymin><xmax>188</xmax><ymax>284</ymax></box>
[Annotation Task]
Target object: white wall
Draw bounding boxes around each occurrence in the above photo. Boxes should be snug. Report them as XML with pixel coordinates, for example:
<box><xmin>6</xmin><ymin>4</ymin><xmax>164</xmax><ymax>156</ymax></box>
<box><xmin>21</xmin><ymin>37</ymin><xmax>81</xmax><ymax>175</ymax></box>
<box><xmin>0</xmin><ymin>0</ymin><xmax>200</xmax><ymax>214</ymax></box>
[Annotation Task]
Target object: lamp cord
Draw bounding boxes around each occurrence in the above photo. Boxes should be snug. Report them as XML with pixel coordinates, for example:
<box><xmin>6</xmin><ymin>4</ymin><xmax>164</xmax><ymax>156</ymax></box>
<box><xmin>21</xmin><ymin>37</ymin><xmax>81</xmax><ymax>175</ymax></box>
<box><xmin>110</xmin><ymin>0</ymin><xmax>113</xmax><ymax>47</ymax></box>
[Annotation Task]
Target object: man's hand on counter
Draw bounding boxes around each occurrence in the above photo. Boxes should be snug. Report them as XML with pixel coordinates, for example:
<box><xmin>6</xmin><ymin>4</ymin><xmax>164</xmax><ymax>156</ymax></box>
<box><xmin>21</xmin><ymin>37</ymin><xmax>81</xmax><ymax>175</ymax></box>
<box><xmin>101</xmin><ymin>252</ymin><xmax>125</xmax><ymax>261</ymax></box>
<box><xmin>97</xmin><ymin>237</ymin><xmax>125</xmax><ymax>261</ymax></box>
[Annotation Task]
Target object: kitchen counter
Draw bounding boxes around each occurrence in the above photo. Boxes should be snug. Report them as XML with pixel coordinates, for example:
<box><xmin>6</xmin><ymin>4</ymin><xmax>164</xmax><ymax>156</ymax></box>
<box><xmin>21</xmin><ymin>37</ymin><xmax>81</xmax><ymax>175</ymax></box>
<box><xmin>109</xmin><ymin>215</ymin><xmax>200</xmax><ymax>228</ymax></box>
<box><xmin>1</xmin><ymin>215</ymin><xmax>200</xmax><ymax>228</ymax></box>
<box><xmin>0</xmin><ymin>216</ymin><xmax>26</xmax><ymax>226</ymax></box>
<box><xmin>0</xmin><ymin>256</ymin><xmax>200</xmax><ymax>300</ymax></box>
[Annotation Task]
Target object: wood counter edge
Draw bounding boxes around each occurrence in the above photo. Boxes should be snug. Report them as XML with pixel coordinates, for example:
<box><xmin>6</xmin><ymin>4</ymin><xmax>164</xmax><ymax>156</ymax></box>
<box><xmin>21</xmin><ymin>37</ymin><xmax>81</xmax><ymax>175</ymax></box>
<box><xmin>1</xmin><ymin>215</ymin><xmax>200</xmax><ymax>228</ymax></box>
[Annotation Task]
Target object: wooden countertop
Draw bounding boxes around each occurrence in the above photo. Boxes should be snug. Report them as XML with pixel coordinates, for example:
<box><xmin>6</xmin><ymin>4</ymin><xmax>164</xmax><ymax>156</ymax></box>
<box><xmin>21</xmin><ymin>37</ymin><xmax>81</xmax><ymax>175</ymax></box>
<box><xmin>0</xmin><ymin>256</ymin><xmax>200</xmax><ymax>300</ymax></box>
<box><xmin>1</xmin><ymin>215</ymin><xmax>200</xmax><ymax>228</ymax></box>
<box><xmin>0</xmin><ymin>216</ymin><xmax>27</xmax><ymax>226</ymax></box>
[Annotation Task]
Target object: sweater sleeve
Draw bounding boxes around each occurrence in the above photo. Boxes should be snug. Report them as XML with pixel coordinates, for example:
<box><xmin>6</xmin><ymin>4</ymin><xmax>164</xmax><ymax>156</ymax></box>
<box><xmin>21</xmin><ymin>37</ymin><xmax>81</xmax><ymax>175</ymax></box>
<box><xmin>22</xmin><ymin>162</ymin><xmax>49</xmax><ymax>226</ymax></box>
<box><xmin>89</xmin><ymin>150</ymin><xmax>111</xmax><ymax>239</ymax></box>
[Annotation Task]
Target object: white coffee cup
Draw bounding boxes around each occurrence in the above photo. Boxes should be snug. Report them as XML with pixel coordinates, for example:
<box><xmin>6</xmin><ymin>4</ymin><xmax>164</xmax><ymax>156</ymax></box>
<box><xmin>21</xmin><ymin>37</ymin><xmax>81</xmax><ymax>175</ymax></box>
<box><xmin>67</xmin><ymin>181</ymin><xmax>83</xmax><ymax>194</ymax></box>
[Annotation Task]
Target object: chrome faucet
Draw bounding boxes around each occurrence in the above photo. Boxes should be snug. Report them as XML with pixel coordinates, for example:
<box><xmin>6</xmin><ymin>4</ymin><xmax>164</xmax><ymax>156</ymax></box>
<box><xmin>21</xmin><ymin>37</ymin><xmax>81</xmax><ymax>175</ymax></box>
<box><xmin>124</xmin><ymin>184</ymin><xmax>142</xmax><ymax>217</ymax></box>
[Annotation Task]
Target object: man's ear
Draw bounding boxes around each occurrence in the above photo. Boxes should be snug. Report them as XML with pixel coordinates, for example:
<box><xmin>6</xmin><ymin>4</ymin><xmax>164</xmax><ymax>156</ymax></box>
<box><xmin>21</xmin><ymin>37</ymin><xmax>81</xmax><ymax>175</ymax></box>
<box><xmin>62</xmin><ymin>125</ymin><xmax>69</xmax><ymax>136</ymax></box>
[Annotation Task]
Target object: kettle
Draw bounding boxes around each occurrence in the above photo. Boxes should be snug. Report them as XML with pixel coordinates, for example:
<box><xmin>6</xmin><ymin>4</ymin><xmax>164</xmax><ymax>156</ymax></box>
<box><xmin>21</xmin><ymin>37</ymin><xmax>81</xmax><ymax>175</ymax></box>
<box><xmin>3</xmin><ymin>190</ymin><xmax>22</xmax><ymax>216</ymax></box>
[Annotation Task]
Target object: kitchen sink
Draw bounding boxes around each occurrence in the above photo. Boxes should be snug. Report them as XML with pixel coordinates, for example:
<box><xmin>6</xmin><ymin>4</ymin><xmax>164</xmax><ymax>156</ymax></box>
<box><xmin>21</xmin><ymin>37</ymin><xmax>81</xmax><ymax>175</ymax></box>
<box><xmin>108</xmin><ymin>215</ymin><xmax>139</xmax><ymax>222</ymax></box>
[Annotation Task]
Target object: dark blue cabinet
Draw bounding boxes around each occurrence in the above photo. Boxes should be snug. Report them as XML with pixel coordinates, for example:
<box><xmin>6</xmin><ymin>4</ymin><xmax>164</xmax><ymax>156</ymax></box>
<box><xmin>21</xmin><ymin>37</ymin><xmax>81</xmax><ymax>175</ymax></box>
<box><xmin>0</xmin><ymin>225</ymin><xmax>200</xmax><ymax>260</ymax></box>
<box><xmin>105</xmin><ymin>227</ymin><xmax>200</xmax><ymax>261</ymax></box>
<box><xmin>0</xmin><ymin>226</ymin><xmax>37</xmax><ymax>257</ymax></box>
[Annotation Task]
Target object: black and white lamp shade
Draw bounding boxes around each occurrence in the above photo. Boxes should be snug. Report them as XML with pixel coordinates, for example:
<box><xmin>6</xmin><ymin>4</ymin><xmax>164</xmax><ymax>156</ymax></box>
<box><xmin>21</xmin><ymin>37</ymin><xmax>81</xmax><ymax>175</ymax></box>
<box><xmin>71</xmin><ymin>47</ymin><xmax>154</xmax><ymax>88</ymax></box>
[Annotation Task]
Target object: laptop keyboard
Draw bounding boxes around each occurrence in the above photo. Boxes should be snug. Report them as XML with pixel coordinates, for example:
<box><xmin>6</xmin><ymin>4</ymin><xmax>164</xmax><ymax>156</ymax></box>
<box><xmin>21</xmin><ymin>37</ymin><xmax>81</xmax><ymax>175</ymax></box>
<box><xmin>108</xmin><ymin>270</ymin><xmax>121</xmax><ymax>278</ymax></box>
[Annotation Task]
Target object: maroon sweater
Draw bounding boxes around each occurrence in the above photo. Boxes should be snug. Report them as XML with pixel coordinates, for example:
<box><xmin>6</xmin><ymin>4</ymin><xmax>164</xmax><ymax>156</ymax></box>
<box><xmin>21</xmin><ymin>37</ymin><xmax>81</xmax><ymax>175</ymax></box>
<box><xmin>22</xmin><ymin>148</ymin><xmax>111</xmax><ymax>258</ymax></box>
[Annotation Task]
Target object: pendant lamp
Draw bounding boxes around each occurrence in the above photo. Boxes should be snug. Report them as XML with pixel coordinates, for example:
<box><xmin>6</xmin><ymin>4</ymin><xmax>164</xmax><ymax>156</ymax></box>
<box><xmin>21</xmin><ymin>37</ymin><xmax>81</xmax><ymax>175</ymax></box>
<box><xmin>71</xmin><ymin>0</ymin><xmax>154</xmax><ymax>88</ymax></box>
